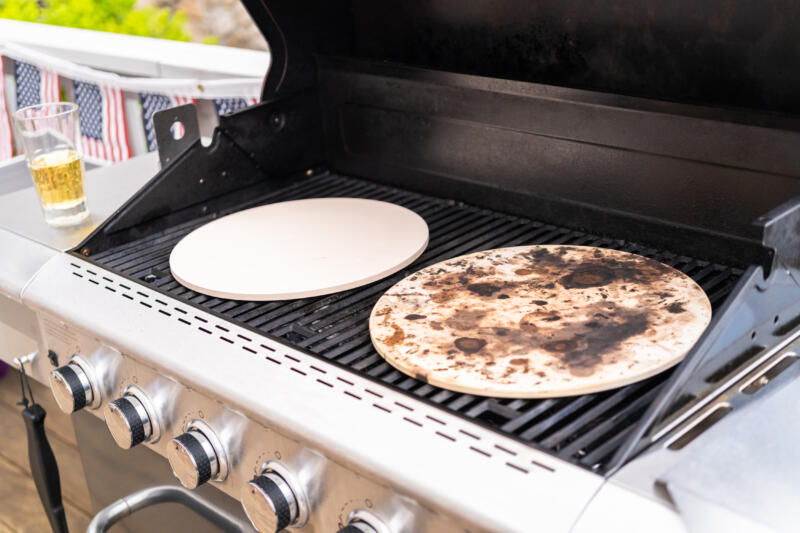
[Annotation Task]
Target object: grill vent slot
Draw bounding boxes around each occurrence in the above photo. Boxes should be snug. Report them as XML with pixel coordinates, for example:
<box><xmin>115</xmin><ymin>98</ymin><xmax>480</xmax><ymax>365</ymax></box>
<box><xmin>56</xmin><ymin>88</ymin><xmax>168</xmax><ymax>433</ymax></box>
<box><xmin>741</xmin><ymin>354</ymin><xmax>799</xmax><ymax>395</ymax></box>
<box><xmin>667</xmin><ymin>404</ymin><xmax>732</xmax><ymax>450</ymax></box>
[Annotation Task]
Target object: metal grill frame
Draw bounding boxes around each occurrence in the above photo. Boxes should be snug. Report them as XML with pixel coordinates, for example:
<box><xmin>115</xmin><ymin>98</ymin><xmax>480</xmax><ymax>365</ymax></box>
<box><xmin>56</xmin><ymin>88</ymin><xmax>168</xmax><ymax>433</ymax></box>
<box><xmin>79</xmin><ymin>171</ymin><xmax>745</xmax><ymax>473</ymax></box>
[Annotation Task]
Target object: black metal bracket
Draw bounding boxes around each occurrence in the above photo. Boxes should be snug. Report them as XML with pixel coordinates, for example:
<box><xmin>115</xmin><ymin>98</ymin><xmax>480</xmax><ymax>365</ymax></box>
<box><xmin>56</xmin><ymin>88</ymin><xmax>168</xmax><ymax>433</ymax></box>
<box><xmin>88</xmin><ymin>128</ymin><xmax>263</xmax><ymax>250</ymax></box>
<box><xmin>153</xmin><ymin>103</ymin><xmax>201</xmax><ymax>168</ymax></box>
<box><xmin>218</xmin><ymin>89</ymin><xmax>324</xmax><ymax>177</ymax></box>
<box><xmin>76</xmin><ymin>90</ymin><xmax>324</xmax><ymax>255</ymax></box>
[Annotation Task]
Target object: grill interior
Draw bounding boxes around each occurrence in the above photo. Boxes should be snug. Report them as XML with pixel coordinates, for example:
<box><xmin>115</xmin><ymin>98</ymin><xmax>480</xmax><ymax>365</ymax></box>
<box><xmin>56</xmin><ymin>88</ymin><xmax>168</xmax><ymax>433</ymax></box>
<box><xmin>85</xmin><ymin>171</ymin><xmax>743</xmax><ymax>472</ymax></box>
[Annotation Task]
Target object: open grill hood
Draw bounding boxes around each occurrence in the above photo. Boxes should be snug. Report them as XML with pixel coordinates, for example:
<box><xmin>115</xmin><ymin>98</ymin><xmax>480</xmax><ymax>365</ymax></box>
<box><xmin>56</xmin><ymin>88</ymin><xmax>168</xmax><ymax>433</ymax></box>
<box><xmin>244</xmin><ymin>0</ymin><xmax>800</xmax><ymax>115</ymax></box>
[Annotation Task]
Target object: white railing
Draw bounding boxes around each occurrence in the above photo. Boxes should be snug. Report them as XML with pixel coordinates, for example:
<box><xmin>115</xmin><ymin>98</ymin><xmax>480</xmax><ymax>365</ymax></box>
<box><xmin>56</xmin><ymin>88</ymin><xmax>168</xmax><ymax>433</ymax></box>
<box><xmin>0</xmin><ymin>19</ymin><xmax>270</xmax><ymax>158</ymax></box>
<box><xmin>0</xmin><ymin>19</ymin><xmax>269</xmax><ymax>79</ymax></box>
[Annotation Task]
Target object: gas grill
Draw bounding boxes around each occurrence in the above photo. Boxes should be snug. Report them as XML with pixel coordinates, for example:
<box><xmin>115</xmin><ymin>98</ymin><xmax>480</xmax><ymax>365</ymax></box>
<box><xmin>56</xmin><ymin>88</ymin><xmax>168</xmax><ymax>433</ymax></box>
<box><xmin>4</xmin><ymin>1</ymin><xmax>800</xmax><ymax>532</ymax></box>
<box><xmin>85</xmin><ymin>171</ymin><xmax>743</xmax><ymax>474</ymax></box>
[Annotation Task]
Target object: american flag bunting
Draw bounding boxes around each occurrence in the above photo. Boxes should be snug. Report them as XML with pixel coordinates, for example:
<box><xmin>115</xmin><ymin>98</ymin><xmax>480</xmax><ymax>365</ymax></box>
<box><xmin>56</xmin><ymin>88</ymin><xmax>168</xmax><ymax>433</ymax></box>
<box><xmin>139</xmin><ymin>92</ymin><xmax>195</xmax><ymax>152</ymax></box>
<box><xmin>213</xmin><ymin>97</ymin><xmax>259</xmax><ymax>117</ymax></box>
<box><xmin>74</xmin><ymin>80</ymin><xmax>131</xmax><ymax>163</ymax></box>
<box><xmin>0</xmin><ymin>57</ymin><xmax>13</xmax><ymax>161</ymax></box>
<box><xmin>14</xmin><ymin>60</ymin><xmax>60</xmax><ymax>109</ymax></box>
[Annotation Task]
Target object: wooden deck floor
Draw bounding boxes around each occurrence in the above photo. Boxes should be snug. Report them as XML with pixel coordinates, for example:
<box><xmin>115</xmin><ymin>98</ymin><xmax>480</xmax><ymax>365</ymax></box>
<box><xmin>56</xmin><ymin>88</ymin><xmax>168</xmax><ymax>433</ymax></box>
<box><xmin>0</xmin><ymin>367</ymin><xmax>93</xmax><ymax>532</ymax></box>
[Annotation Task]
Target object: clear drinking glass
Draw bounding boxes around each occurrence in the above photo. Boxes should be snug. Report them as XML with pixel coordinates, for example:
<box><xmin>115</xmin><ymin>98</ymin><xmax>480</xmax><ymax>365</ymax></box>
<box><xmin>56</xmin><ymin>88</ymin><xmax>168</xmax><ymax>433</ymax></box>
<box><xmin>12</xmin><ymin>102</ymin><xmax>90</xmax><ymax>227</ymax></box>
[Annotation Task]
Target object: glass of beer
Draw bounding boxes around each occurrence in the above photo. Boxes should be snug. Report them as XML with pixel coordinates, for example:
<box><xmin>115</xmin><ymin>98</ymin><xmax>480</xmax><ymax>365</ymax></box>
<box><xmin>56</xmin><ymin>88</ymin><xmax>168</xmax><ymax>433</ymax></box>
<box><xmin>12</xmin><ymin>102</ymin><xmax>90</xmax><ymax>227</ymax></box>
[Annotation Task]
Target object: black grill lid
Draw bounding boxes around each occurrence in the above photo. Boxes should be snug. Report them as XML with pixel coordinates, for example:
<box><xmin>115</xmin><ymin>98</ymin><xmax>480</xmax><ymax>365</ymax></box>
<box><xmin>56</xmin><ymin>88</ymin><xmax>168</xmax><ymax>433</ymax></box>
<box><xmin>242</xmin><ymin>0</ymin><xmax>800</xmax><ymax>115</ymax></box>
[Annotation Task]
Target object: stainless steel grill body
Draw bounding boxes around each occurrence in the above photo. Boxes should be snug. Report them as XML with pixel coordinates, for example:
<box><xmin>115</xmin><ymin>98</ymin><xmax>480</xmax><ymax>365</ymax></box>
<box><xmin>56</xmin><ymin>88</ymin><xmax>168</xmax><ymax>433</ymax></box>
<box><xmin>21</xmin><ymin>250</ymin><xmax>610</xmax><ymax>532</ymax></box>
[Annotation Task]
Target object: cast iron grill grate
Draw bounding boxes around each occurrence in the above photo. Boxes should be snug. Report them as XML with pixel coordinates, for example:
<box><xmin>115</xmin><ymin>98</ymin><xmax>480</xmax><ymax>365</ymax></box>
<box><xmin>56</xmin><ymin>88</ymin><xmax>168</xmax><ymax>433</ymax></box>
<box><xmin>86</xmin><ymin>172</ymin><xmax>743</xmax><ymax>472</ymax></box>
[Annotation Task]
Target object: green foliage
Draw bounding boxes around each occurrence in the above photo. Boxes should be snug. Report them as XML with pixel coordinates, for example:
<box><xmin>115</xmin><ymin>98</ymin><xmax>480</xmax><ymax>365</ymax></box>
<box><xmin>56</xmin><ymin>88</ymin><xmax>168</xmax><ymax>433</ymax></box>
<box><xmin>0</xmin><ymin>0</ymin><xmax>39</xmax><ymax>22</ymax></box>
<box><xmin>0</xmin><ymin>0</ymin><xmax>196</xmax><ymax>41</ymax></box>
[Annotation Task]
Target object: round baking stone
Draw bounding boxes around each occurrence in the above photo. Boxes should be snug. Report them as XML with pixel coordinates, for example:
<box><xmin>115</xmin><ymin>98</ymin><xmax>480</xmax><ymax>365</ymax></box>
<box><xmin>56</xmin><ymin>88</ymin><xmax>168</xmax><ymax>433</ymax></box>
<box><xmin>369</xmin><ymin>245</ymin><xmax>711</xmax><ymax>398</ymax></box>
<box><xmin>170</xmin><ymin>198</ymin><xmax>429</xmax><ymax>301</ymax></box>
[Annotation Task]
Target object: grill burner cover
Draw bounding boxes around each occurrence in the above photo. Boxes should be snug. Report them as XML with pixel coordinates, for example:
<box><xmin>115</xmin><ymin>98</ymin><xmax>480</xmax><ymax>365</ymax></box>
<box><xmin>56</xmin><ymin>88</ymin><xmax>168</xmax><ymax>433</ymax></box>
<box><xmin>169</xmin><ymin>198</ymin><xmax>429</xmax><ymax>301</ymax></box>
<box><xmin>370</xmin><ymin>245</ymin><xmax>711</xmax><ymax>398</ymax></box>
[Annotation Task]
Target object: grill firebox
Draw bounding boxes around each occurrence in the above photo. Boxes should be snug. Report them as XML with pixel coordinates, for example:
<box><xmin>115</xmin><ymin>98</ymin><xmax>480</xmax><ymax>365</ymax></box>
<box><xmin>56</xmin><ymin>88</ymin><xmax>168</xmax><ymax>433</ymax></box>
<box><xmin>83</xmin><ymin>171</ymin><xmax>742</xmax><ymax>473</ymax></box>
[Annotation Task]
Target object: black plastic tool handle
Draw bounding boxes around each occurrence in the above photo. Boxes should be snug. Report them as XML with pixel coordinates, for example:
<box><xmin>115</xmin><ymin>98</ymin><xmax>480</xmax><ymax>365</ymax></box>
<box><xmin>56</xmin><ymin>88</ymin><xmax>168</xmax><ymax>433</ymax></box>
<box><xmin>22</xmin><ymin>403</ymin><xmax>69</xmax><ymax>533</ymax></box>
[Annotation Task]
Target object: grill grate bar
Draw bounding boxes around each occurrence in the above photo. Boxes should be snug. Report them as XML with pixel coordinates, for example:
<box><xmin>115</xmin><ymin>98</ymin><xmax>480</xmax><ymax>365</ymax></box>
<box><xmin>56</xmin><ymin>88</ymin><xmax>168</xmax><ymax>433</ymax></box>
<box><xmin>538</xmin><ymin>377</ymin><xmax>666</xmax><ymax>448</ymax></box>
<box><xmin>499</xmin><ymin>399</ymin><xmax>562</xmax><ymax>433</ymax></box>
<box><xmin>557</xmin><ymin>384</ymin><xmax>663</xmax><ymax>459</ymax></box>
<box><xmin>580</xmin><ymin>426</ymin><xmax>638</xmax><ymax>468</ymax></box>
<box><xmin>518</xmin><ymin>395</ymin><xmax>601</xmax><ymax>442</ymax></box>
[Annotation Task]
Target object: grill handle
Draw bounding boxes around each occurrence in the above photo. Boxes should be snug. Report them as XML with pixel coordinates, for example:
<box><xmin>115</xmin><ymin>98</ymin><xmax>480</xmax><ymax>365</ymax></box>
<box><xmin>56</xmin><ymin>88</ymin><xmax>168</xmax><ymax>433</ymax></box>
<box><xmin>87</xmin><ymin>485</ymin><xmax>251</xmax><ymax>533</ymax></box>
<box><xmin>23</xmin><ymin>403</ymin><xmax>69</xmax><ymax>533</ymax></box>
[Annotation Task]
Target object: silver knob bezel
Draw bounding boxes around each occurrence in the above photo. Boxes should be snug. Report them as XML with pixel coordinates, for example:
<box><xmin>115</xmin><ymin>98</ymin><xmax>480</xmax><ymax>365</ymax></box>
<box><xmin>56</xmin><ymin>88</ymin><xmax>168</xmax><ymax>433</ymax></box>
<box><xmin>348</xmin><ymin>509</ymin><xmax>392</xmax><ymax>533</ymax></box>
<box><xmin>123</xmin><ymin>385</ymin><xmax>162</xmax><ymax>443</ymax></box>
<box><xmin>71</xmin><ymin>355</ymin><xmax>102</xmax><ymax>409</ymax></box>
<box><xmin>260</xmin><ymin>460</ymin><xmax>310</xmax><ymax>528</ymax></box>
<box><xmin>186</xmin><ymin>418</ymin><xmax>229</xmax><ymax>482</ymax></box>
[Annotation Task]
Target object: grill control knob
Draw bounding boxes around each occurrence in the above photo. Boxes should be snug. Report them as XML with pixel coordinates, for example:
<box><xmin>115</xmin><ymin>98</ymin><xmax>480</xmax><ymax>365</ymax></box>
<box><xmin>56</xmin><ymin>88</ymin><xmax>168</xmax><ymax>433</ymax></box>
<box><xmin>242</xmin><ymin>471</ymin><xmax>300</xmax><ymax>532</ymax></box>
<box><xmin>104</xmin><ymin>395</ymin><xmax>153</xmax><ymax>449</ymax></box>
<box><xmin>49</xmin><ymin>363</ymin><xmax>93</xmax><ymax>413</ymax></box>
<box><xmin>167</xmin><ymin>430</ymin><xmax>220</xmax><ymax>489</ymax></box>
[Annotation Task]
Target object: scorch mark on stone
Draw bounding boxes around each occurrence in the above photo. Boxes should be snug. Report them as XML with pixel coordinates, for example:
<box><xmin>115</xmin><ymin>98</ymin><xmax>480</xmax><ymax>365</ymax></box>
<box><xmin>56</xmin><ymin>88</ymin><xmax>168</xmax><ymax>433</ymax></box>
<box><xmin>666</xmin><ymin>302</ymin><xmax>685</xmax><ymax>313</ymax></box>
<box><xmin>382</xmin><ymin>324</ymin><xmax>405</xmax><ymax>346</ymax></box>
<box><xmin>454</xmin><ymin>337</ymin><xmax>487</xmax><ymax>354</ymax></box>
